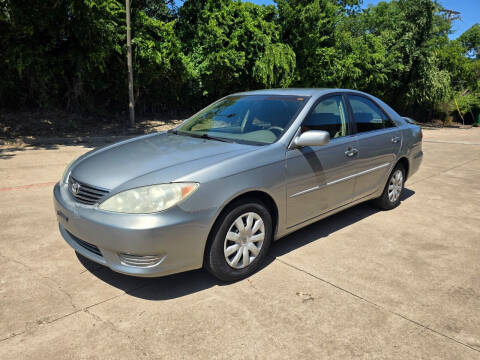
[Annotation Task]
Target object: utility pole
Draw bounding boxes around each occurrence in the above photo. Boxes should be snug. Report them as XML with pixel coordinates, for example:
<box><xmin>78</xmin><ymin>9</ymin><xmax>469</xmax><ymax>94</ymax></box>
<box><xmin>125</xmin><ymin>0</ymin><xmax>135</xmax><ymax>127</ymax></box>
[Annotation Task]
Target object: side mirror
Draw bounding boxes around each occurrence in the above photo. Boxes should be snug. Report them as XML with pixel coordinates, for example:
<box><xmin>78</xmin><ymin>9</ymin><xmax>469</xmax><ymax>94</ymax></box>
<box><xmin>294</xmin><ymin>130</ymin><xmax>330</xmax><ymax>147</ymax></box>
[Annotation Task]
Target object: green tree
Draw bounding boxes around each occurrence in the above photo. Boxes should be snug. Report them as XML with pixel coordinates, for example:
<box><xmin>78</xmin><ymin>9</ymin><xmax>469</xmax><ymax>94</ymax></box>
<box><xmin>332</xmin><ymin>0</ymin><xmax>451</xmax><ymax>115</ymax></box>
<box><xmin>0</xmin><ymin>0</ymin><xmax>126</xmax><ymax>110</ymax></box>
<box><xmin>131</xmin><ymin>6</ymin><xmax>192</xmax><ymax>112</ymax></box>
<box><xmin>437</xmin><ymin>24</ymin><xmax>480</xmax><ymax>123</ymax></box>
<box><xmin>459</xmin><ymin>23</ymin><xmax>480</xmax><ymax>59</ymax></box>
<box><xmin>178</xmin><ymin>0</ymin><xmax>296</xmax><ymax>101</ymax></box>
<box><xmin>0</xmin><ymin>0</ymin><xmax>478</xmax><ymax>124</ymax></box>
<box><xmin>275</xmin><ymin>0</ymin><xmax>356</xmax><ymax>86</ymax></box>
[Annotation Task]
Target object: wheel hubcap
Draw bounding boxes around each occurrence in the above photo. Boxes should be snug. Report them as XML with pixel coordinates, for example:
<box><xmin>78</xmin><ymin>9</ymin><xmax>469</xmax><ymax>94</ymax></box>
<box><xmin>388</xmin><ymin>169</ymin><xmax>403</xmax><ymax>203</ymax></box>
<box><xmin>224</xmin><ymin>212</ymin><xmax>265</xmax><ymax>269</ymax></box>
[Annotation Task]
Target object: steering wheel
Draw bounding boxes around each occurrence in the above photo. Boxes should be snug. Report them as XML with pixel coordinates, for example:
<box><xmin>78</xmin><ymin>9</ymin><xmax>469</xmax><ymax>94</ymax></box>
<box><xmin>268</xmin><ymin>126</ymin><xmax>284</xmax><ymax>137</ymax></box>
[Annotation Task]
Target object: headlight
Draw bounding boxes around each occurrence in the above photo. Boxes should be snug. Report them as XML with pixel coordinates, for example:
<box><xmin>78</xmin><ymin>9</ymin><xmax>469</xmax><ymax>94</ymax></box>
<box><xmin>61</xmin><ymin>161</ymin><xmax>74</xmax><ymax>184</ymax></box>
<box><xmin>98</xmin><ymin>183</ymin><xmax>199</xmax><ymax>214</ymax></box>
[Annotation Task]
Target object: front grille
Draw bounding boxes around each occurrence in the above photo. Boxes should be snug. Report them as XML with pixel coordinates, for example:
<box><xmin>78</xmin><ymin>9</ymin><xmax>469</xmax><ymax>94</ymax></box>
<box><xmin>67</xmin><ymin>231</ymin><xmax>103</xmax><ymax>257</ymax></box>
<box><xmin>68</xmin><ymin>176</ymin><xmax>109</xmax><ymax>205</ymax></box>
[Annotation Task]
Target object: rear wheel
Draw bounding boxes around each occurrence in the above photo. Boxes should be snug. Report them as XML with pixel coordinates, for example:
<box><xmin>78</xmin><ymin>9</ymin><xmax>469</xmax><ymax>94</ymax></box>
<box><xmin>205</xmin><ymin>199</ymin><xmax>273</xmax><ymax>281</ymax></box>
<box><xmin>372</xmin><ymin>164</ymin><xmax>405</xmax><ymax>210</ymax></box>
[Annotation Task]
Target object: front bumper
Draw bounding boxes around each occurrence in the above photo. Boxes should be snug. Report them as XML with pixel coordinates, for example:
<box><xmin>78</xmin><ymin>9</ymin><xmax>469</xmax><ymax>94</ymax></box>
<box><xmin>53</xmin><ymin>182</ymin><xmax>215</xmax><ymax>277</ymax></box>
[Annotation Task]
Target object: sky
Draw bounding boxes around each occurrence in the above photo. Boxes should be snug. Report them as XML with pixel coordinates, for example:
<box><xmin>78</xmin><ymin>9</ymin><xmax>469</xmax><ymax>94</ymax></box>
<box><xmin>247</xmin><ymin>0</ymin><xmax>480</xmax><ymax>39</ymax></box>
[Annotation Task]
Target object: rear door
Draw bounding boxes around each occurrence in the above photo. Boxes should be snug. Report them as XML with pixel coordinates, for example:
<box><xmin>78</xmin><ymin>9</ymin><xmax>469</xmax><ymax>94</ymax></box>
<box><xmin>285</xmin><ymin>94</ymin><xmax>359</xmax><ymax>227</ymax></box>
<box><xmin>346</xmin><ymin>94</ymin><xmax>402</xmax><ymax>199</ymax></box>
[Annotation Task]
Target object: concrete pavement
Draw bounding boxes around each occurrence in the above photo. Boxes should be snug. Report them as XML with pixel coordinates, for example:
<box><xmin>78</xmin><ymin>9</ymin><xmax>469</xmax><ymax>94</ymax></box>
<box><xmin>0</xmin><ymin>128</ymin><xmax>479</xmax><ymax>359</ymax></box>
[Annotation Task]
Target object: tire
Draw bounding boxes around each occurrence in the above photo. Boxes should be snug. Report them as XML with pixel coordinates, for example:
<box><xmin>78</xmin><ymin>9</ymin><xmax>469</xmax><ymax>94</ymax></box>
<box><xmin>372</xmin><ymin>164</ymin><xmax>405</xmax><ymax>210</ymax></box>
<box><xmin>204</xmin><ymin>198</ymin><xmax>273</xmax><ymax>282</ymax></box>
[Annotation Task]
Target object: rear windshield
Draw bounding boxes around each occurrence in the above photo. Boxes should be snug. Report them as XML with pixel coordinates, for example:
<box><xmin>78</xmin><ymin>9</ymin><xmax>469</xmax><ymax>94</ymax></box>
<box><xmin>177</xmin><ymin>95</ymin><xmax>309</xmax><ymax>145</ymax></box>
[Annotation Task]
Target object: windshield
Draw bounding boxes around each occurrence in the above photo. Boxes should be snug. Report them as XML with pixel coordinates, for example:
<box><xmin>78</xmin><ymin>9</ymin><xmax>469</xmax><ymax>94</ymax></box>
<box><xmin>176</xmin><ymin>95</ymin><xmax>309</xmax><ymax>145</ymax></box>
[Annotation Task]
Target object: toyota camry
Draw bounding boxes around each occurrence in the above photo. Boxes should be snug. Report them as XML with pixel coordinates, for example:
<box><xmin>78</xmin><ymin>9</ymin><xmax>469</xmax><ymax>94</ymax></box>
<box><xmin>54</xmin><ymin>89</ymin><xmax>423</xmax><ymax>281</ymax></box>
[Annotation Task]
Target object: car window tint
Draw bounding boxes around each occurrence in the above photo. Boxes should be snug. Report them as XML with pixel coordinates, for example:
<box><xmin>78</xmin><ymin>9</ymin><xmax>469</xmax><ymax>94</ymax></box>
<box><xmin>302</xmin><ymin>95</ymin><xmax>348</xmax><ymax>139</ymax></box>
<box><xmin>349</xmin><ymin>95</ymin><xmax>396</xmax><ymax>133</ymax></box>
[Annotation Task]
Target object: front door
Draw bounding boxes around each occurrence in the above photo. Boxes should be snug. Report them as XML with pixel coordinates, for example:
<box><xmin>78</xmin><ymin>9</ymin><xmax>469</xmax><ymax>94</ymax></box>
<box><xmin>285</xmin><ymin>95</ymin><xmax>359</xmax><ymax>227</ymax></box>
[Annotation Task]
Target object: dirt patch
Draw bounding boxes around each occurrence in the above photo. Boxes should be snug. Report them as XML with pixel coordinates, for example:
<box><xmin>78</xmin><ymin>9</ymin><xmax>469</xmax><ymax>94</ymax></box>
<box><xmin>0</xmin><ymin>110</ymin><xmax>186</xmax><ymax>140</ymax></box>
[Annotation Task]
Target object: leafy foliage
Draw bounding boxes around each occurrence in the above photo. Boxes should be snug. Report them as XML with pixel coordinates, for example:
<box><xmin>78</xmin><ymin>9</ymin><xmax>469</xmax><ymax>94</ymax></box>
<box><xmin>459</xmin><ymin>23</ymin><xmax>480</xmax><ymax>59</ymax></box>
<box><xmin>178</xmin><ymin>0</ymin><xmax>296</xmax><ymax>100</ymax></box>
<box><xmin>0</xmin><ymin>0</ymin><xmax>479</xmax><ymax>123</ymax></box>
<box><xmin>0</xmin><ymin>0</ymin><xmax>125</xmax><ymax>111</ymax></box>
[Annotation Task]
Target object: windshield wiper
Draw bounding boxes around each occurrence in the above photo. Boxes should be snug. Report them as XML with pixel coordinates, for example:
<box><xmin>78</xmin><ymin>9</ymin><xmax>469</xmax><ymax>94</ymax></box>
<box><xmin>169</xmin><ymin>129</ymin><xmax>234</xmax><ymax>143</ymax></box>
<box><xmin>197</xmin><ymin>133</ymin><xmax>234</xmax><ymax>143</ymax></box>
<box><xmin>216</xmin><ymin>113</ymin><xmax>236</xmax><ymax>118</ymax></box>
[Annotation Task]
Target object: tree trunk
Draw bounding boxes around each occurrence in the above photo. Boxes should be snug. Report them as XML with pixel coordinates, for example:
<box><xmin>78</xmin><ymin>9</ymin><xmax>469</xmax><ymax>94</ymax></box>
<box><xmin>126</xmin><ymin>0</ymin><xmax>135</xmax><ymax>127</ymax></box>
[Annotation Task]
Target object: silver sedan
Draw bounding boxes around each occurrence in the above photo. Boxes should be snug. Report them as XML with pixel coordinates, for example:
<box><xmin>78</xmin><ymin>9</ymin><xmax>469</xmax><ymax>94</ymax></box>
<box><xmin>53</xmin><ymin>89</ymin><xmax>423</xmax><ymax>281</ymax></box>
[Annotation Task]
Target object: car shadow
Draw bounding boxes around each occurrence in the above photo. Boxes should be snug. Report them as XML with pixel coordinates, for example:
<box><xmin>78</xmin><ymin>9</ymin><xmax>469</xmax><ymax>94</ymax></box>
<box><xmin>77</xmin><ymin>188</ymin><xmax>415</xmax><ymax>300</ymax></box>
<box><xmin>272</xmin><ymin>188</ymin><xmax>414</xmax><ymax>257</ymax></box>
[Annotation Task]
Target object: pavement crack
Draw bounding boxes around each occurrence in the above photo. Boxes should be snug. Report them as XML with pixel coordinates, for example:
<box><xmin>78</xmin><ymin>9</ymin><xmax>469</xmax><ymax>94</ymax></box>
<box><xmin>0</xmin><ymin>330</ymin><xmax>26</xmax><ymax>343</ymax></box>
<box><xmin>1</xmin><ymin>254</ymin><xmax>77</xmax><ymax>311</ymax></box>
<box><xmin>274</xmin><ymin>257</ymin><xmax>480</xmax><ymax>354</ymax></box>
<box><xmin>83</xmin><ymin>308</ymin><xmax>151</xmax><ymax>358</ymax></box>
<box><xmin>0</xmin><ymin>277</ymin><xmax>150</xmax><ymax>345</ymax></box>
<box><xmin>423</xmin><ymin>140</ymin><xmax>480</xmax><ymax>146</ymax></box>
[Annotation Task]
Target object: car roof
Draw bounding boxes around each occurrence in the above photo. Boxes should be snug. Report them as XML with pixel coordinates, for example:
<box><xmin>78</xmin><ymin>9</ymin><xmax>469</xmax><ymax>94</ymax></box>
<box><xmin>232</xmin><ymin>88</ymin><xmax>368</xmax><ymax>98</ymax></box>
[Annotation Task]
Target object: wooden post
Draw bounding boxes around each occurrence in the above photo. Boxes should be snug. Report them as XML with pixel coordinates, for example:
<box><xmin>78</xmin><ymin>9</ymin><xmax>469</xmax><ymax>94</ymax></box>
<box><xmin>454</xmin><ymin>97</ymin><xmax>465</xmax><ymax>126</ymax></box>
<box><xmin>126</xmin><ymin>0</ymin><xmax>135</xmax><ymax>127</ymax></box>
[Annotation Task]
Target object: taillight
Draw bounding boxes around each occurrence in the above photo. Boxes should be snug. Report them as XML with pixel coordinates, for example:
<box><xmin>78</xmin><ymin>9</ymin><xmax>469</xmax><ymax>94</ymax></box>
<box><xmin>420</xmin><ymin>129</ymin><xmax>423</xmax><ymax>140</ymax></box>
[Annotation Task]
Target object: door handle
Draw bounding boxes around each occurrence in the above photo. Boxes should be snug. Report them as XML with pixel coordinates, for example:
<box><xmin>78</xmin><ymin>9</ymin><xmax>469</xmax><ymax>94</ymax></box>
<box><xmin>345</xmin><ymin>148</ymin><xmax>358</xmax><ymax>157</ymax></box>
<box><xmin>391</xmin><ymin>136</ymin><xmax>401</xmax><ymax>143</ymax></box>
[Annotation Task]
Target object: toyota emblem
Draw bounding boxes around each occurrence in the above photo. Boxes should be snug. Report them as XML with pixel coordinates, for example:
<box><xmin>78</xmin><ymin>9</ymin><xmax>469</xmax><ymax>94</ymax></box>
<box><xmin>72</xmin><ymin>182</ymin><xmax>81</xmax><ymax>195</ymax></box>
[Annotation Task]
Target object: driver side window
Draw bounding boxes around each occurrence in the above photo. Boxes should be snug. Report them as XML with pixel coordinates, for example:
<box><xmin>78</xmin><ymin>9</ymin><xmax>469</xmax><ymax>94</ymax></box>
<box><xmin>302</xmin><ymin>96</ymin><xmax>349</xmax><ymax>139</ymax></box>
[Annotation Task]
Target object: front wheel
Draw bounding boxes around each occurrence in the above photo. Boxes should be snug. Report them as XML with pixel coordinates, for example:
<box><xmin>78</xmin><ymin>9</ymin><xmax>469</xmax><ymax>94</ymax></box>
<box><xmin>205</xmin><ymin>199</ymin><xmax>273</xmax><ymax>281</ymax></box>
<box><xmin>372</xmin><ymin>164</ymin><xmax>405</xmax><ymax>210</ymax></box>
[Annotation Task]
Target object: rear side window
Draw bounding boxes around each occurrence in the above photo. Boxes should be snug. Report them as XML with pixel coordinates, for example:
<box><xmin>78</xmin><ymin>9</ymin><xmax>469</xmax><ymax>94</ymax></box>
<box><xmin>302</xmin><ymin>95</ymin><xmax>349</xmax><ymax>139</ymax></box>
<box><xmin>349</xmin><ymin>95</ymin><xmax>396</xmax><ymax>133</ymax></box>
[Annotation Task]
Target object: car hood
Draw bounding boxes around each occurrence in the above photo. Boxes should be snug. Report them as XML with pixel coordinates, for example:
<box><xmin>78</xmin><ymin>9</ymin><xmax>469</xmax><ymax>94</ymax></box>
<box><xmin>71</xmin><ymin>132</ymin><xmax>257</xmax><ymax>190</ymax></box>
